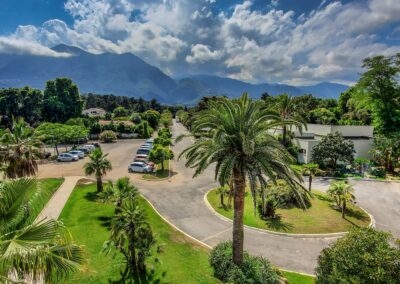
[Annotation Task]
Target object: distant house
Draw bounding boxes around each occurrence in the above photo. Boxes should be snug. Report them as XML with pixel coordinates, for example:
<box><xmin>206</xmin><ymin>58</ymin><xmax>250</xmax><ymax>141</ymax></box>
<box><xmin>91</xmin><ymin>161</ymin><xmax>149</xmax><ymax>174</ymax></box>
<box><xmin>82</xmin><ymin>108</ymin><xmax>106</xmax><ymax>117</ymax></box>
<box><xmin>293</xmin><ymin>124</ymin><xmax>374</xmax><ymax>164</ymax></box>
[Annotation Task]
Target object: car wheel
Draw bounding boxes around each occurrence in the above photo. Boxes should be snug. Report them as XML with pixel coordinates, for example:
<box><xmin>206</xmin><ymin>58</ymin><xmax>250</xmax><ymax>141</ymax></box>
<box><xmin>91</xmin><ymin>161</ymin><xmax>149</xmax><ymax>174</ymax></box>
<box><xmin>128</xmin><ymin>169</ymin><xmax>133</xmax><ymax>173</ymax></box>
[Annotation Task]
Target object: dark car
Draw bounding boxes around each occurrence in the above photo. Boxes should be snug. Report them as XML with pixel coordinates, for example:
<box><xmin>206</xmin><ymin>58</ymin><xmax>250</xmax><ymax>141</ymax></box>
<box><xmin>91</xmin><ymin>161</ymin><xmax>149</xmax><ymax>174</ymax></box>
<box><xmin>136</xmin><ymin>148</ymin><xmax>150</xmax><ymax>155</ymax></box>
<box><xmin>89</xmin><ymin>142</ymin><xmax>101</xmax><ymax>148</ymax></box>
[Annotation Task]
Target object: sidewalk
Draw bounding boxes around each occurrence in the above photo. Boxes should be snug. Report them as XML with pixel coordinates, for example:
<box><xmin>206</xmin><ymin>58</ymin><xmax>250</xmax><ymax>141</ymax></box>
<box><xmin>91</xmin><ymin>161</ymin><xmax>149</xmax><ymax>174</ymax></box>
<box><xmin>36</xmin><ymin>176</ymin><xmax>82</xmax><ymax>221</ymax></box>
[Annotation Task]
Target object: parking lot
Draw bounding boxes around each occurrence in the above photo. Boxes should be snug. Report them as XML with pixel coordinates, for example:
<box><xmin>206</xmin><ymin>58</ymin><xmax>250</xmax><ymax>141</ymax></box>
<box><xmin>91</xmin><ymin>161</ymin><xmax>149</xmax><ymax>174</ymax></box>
<box><xmin>37</xmin><ymin>139</ymin><xmax>146</xmax><ymax>181</ymax></box>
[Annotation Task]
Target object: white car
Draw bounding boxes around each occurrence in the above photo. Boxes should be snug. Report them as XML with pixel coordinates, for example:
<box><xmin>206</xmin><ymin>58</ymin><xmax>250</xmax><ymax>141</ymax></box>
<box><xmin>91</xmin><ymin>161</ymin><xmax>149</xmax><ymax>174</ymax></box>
<box><xmin>139</xmin><ymin>145</ymin><xmax>152</xmax><ymax>150</ymax></box>
<box><xmin>136</xmin><ymin>148</ymin><xmax>150</xmax><ymax>155</ymax></box>
<box><xmin>83</xmin><ymin>145</ymin><xmax>96</xmax><ymax>151</ymax></box>
<box><xmin>146</xmin><ymin>138</ymin><xmax>154</xmax><ymax>143</ymax></box>
<box><xmin>57</xmin><ymin>153</ymin><xmax>79</xmax><ymax>162</ymax></box>
<box><xmin>128</xmin><ymin>162</ymin><xmax>153</xmax><ymax>173</ymax></box>
<box><xmin>69</xmin><ymin>150</ymin><xmax>85</xmax><ymax>159</ymax></box>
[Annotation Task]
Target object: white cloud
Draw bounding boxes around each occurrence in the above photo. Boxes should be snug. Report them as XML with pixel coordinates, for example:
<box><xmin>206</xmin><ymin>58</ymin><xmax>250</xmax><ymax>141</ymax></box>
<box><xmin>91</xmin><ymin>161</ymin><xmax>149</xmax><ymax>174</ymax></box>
<box><xmin>0</xmin><ymin>0</ymin><xmax>399</xmax><ymax>84</ymax></box>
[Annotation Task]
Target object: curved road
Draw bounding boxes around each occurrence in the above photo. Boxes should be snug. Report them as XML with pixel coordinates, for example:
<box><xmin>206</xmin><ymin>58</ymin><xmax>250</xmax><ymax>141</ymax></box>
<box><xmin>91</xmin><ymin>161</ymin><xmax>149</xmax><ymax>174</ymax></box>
<box><xmin>37</xmin><ymin>120</ymin><xmax>400</xmax><ymax>275</ymax></box>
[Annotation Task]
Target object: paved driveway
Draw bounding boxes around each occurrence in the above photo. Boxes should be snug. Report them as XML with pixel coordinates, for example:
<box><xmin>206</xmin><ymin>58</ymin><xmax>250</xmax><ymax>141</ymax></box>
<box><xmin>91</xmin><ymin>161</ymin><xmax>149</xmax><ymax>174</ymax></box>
<box><xmin>37</xmin><ymin>120</ymin><xmax>400</xmax><ymax>274</ymax></box>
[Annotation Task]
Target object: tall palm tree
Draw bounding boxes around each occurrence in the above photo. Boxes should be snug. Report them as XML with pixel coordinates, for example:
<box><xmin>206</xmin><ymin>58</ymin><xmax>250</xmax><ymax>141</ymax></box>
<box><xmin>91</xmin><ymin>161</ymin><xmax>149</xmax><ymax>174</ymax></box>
<box><xmin>178</xmin><ymin>93</ymin><xmax>303</xmax><ymax>265</ymax></box>
<box><xmin>274</xmin><ymin>94</ymin><xmax>307</xmax><ymax>147</ymax></box>
<box><xmin>327</xmin><ymin>181</ymin><xmax>355</xmax><ymax>218</ymax></box>
<box><xmin>84</xmin><ymin>148</ymin><xmax>112</xmax><ymax>193</ymax></box>
<box><xmin>0</xmin><ymin>178</ymin><xmax>84</xmax><ymax>283</ymax></box>
<box><xmin>0</xmin><ymin>118</ymin><xmax>43</xmax><ymax>178</ymax></box>
<box><xmin>302</xmin><ymin>163</ymin><xmax>323</xmax><ymax>191</ymax></box>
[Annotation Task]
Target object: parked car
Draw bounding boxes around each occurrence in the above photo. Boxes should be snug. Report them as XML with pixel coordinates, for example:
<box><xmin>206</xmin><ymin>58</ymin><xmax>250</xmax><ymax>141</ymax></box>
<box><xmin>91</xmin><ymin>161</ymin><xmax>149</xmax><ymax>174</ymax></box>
<box><xmin>57</xmin><ymin>153</ymin><xmax>79</xmax><ymax>162</ymax></box>
<box><xmin>134</xmin><ymin>157</ymin><xmax>155</xmax><ymax>168</ymax></box>
<box><xmin>89</xmin><ymin>142</ymin><xmax>101</xmax><ymax>148</ymax></box>
<box><xmin>146</xmin><ymin>138</ymin><xmax>154</xmax><ymax>143</ymax></box>
<box><xmin>139</xmin><ymin>145</ymin><xmax>152</xmax><ymax>150</ymax></box>
<box><xmin>83</xmin><ymin>145</ymin><xmax>96</xmax><ymax>151</ymax></box>
<box><xmin>136</xmin><ymin>148</ymin><xmax>150</xmax><ymax>155</ymax></box>
<box><xmin>69</xmin><ymin>150</ymin><xmax>85</xmax><ymax>159</ymax></box>
<box><xmin>128</xmin><ymin>162</ymin><xmax>154</xmax><ymax>173</ymax></box>
<box><xmin>76</xmin><ymin>147</ymin><xmax>91</xmax><ymax>154</ymax></box>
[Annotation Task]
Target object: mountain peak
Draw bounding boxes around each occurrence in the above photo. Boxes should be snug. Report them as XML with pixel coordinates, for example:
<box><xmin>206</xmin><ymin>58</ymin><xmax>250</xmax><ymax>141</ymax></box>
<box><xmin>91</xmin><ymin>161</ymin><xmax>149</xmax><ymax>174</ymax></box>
<box><xmin>51</xmin><ymin>44</ymin><xmax>88</xmax><ymax>55</ymax></box>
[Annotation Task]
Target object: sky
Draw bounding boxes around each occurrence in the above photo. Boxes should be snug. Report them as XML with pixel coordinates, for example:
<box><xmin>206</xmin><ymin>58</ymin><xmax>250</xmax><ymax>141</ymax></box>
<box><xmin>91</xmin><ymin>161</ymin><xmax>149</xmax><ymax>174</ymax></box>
<box><xmin>0</xmin><ymin>0</ymin><xmax>399</xmax><ymax>85</ymax></box>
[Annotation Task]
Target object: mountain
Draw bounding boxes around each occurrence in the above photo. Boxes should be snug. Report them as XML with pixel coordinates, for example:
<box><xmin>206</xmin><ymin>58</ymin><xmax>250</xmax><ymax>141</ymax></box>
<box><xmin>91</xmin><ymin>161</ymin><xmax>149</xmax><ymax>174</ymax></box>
<box><xmin>0</xmin><ymin>45</ymin><xmax>349</xmax><ymax>104</ymax></box>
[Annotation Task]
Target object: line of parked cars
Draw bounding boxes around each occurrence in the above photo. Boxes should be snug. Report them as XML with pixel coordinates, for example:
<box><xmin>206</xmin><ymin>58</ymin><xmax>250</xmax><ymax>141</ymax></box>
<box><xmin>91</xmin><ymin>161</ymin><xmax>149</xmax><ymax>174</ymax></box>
<box><xmin>57</xmin><ymin>143</ymin><xmax>100</xmax><ymax>162</ymax></box>
<box><xmin>128</xmin><ymin>138</ymin><xmax>155</xmax><ymax>173</ymax></box>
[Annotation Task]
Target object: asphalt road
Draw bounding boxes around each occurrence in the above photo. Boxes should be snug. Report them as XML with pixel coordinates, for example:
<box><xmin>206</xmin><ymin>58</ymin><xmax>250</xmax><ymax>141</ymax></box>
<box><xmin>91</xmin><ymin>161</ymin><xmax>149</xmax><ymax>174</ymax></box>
<box><xmin>37</xmin><ymin>120</ymin><xmax>400</xmax><ymax>274</ymax></box>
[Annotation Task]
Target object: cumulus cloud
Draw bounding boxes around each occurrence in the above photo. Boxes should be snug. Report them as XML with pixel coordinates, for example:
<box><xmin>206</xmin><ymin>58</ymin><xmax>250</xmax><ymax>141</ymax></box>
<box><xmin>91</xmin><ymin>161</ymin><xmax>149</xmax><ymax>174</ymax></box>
<box><xmin>1</xmin><ymin>0</ymin><xmax>399</xmax><ymax>84</ymax></box>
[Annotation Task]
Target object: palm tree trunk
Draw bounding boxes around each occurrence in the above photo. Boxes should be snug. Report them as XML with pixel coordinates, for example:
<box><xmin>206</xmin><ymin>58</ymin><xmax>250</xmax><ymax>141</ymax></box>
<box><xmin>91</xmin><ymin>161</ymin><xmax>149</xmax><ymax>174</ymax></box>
<box><xmin>308</xmin><ymin>175</ymin><xmax>312</xmax><ymax>192</ymax></box>
<box><xmin>232</xmin><ymin>168</ymin><xmax>246</xmax><ymax>265</ymax></box>
<box><xmin>342</xmin><ymin>199</ymin><xmax>346</xmax><ymax>218</ymax></box>
<box><xmin>220</xmin><ymin>193</ymin><xmax>225</xmax><ymax>207</ymax></box>
<box><xmin>261</xmin><ymin>188</ymin><xmax>266</xmax><ymax>216</ymax></box>
<box><xmin>282</xmin><ymin>125</ymin><xmax>287</xmax><ymax>147</ymax></box>
<box><xmin>96</xmin><ymin>175</ymin><xmax>103</xmax><ymax>193</ymax></box>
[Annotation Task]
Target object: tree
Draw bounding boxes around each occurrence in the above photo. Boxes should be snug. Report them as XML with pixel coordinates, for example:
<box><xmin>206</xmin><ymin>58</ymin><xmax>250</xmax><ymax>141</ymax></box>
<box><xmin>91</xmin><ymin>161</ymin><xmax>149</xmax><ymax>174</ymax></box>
<box><xmin>357</xmin><ymin>54</ymin><xmax>400</xmax><ymax>135</ymax></box>
<box><xmin>84</xmin><ymin>148</ymin><xmax>112</xmax><ymax>193</ymax></box>
<box><xmin>99</xmin><ymin>130</ymin><xmax>117</xmax><ymax>143</ymax></box>
<box><xmin>102</xmin><ymin>177</ymin><xmax>139</xmax><ymax>212</ymax></box>
<box><xmin>143</xmin><ymin>110</ymin><xmax>161</xmax><ymax>129</ymax></box>
<box><xmin>273</xmin><ymin>94</ymin><xmax>307</xmax><ymax>147</ymax></box>
<box><xmin>149</xmin><ymin>145</ymin><xmax>174</xmax><ymax>171</ymax></box>
<box><xmin>316</xmin><ymin>228</ymin><xmax>400</xmax><ymax>283</ymax></box>
<box><xmin>113</xmin><ymin>106</ymin><xmax>129</xmax><ymax>117</ymax></box>
<box><xmin>369</xmin><ymin>133</ymin><xmax>400</xmax><ymax>174</ymax></box>
<box><xmin>312</xmin><ymin>132</ymin><xmax>355</xmax><ymax>171</ymax></box>
<box><xmin>42</xmin><ymin>78</ymin><xmax>83</xmax><ymax>123</ymax></box>
<box><xmin>309</xmin><ymin>108</ymin><xmax>338</xmax><ymax>125</ymax></box>
<box><xmin>178</xmin><ymin>93</ymin><xmax>303</xmax><ymax>265</ymax></box>
<box><xmin>104</xmin><ymin>200</ymin><xmax>156</xmax><ymax>278</ymax></box>
<box><xmin>0</xmin><ymin>118</ymin><xmax>43</xmax><ymax>178</ymax></box>
<box><xmin>0</xmin><ymin>178</ymin><xmax>84</xmax><ymax>282</ymax></box>
<box><xmin>302</xmin><ymin>164</ymin><xmax>323</xmax><ymax>191</ymax></box>
<box><xmin>327</xmin><ymin>181</ymin><xmax>355</xmax><ymax>218</ymax></box>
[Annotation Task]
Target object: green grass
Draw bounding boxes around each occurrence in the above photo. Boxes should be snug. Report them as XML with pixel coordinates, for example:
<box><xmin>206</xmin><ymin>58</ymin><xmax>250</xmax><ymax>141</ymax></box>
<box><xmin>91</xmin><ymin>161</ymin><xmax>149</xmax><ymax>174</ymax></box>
<box><xmin>282</xmin><ymin>271</ymin><xmax>315</xmax><ymax>284</ymax></box>
<box><xmin>59</xmin><ymin>183</ymin><xmax>220</xmax><ymax>283</ymax></box>
<box><xmin>143</xmin><ymin>160</ymin><xmax>170</xmax><ymax>180</ymax></box>
<box><xmin>207</xmin><ymin>188</ymin><xmax>370</xmax><ymax>234</ymax></box>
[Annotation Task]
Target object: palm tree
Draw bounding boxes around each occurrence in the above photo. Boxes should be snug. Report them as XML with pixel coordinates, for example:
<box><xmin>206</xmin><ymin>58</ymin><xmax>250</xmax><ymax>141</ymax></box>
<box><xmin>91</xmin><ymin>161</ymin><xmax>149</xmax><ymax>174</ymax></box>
<box><xmin>302</xmin><ymin>163</ymin><xmax>323</xmax><ymax>191</ymax></box>
<box><xmin>274</xmin><ymin>94</ymin><xmax>307</xmax><ymax>147</ymax></box>
<box><xmin>0</xmin><ymin>178</ymin><xmax>84</xmax><ymax>283</ymax></box>
<box><xmin>327</xmin><ymin>181</ymin><xmax>355</xmax><ymax>218</ymax></box>
<box><xmin>0</xmin><ymin>118</ymin><xmax>43</xmax><ymax>178</ymax></box>
<box><xmin>100</xmin><ymin>177</ymin><xmax>138</xmax><ymax>212</ymax></box>
<box><xmin>178</xmin><ymin>93</ymin><xmax>303</xmax><ymax>265</ymax></box>
<box><xmin>84</xmin><ymin>148</ymin><xmax>112</xmax><ymax>193</ymax></box>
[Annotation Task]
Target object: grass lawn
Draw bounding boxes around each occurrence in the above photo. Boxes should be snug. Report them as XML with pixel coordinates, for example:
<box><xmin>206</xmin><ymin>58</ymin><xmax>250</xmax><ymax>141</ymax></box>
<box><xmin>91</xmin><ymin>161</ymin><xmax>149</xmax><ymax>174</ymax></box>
<box><xmin>143</xmin><ymin>160</ymin><xmax>170</xmax><ymax>180</ymax></box>
<box><xmin>59</xmin><ymin>183</ymin><xmax>219</xmax><ymax>283</ymax></box>
<box><xmin>31</xmin><ymin>178</ymin><xmax>64</xmax><ymax>220</ymax></box>
<box><xmin>282</xmin><ymin>271</ymin><xmax>315</xmax><ymax>284</ymax></box>
<box><xmin>207</xmin><ymin>188</ymin><xmax>370</xmax><ymax>234</ymax></box>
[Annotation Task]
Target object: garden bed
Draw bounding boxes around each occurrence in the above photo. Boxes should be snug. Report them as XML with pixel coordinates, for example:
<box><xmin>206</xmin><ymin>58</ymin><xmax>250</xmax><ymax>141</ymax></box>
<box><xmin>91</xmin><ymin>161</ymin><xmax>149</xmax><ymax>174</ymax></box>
<box><xmin>142</xmin><ymin>160</ymin><xmax>171</xmax><ymax>180</ymax></box>
<box><xmin>207</xmin><ymin>188</ymin><xmax>370</xmax><ymax>234</ymax></box>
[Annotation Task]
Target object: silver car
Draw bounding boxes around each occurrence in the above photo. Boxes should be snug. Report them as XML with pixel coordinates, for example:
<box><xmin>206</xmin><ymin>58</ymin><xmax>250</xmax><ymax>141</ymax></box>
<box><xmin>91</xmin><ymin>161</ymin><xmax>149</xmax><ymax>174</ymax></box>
<box><xmin>57</xmin><ymin>153</ymin><xmax>79</xmax><ymax>162</ymax></box>
<box><xmin>128</xmin><ymin>162</ymin><xmax>153</xmax><ymax>173</ymax></box>
<box><xmin>69</xmin><ymin>150</ymin><xmax>85</xmax><ymax>159</ymax></box>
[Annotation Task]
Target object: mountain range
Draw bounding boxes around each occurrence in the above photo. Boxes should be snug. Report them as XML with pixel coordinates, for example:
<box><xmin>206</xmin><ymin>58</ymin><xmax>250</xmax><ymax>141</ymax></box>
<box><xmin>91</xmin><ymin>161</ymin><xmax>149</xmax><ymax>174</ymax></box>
<box><xmin>0</xmin><ymin>44</ymin><xmax>349</xmax><ymax>104</ymax></box>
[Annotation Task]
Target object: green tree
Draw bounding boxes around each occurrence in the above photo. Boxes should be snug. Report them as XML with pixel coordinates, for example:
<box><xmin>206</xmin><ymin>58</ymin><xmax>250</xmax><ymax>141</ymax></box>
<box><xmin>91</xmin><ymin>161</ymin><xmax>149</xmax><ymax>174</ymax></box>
<box><xmin>370</xmin><ymin>133</ymin><xmax>400</xmax><ymax>174</ymax></box>
<box><xmin>42</xmin><ymin>78</ymin><xmax>83</xmax><ymax>123</ymax></box>
<box><xmin>312</xmin><ymin>132</ymin><xmax>355</xmax><ymax>171</ymax></box>
<box><xmin>309</xmin><ymin>108</ymin><xmax>338</xmax><ymax>125</ymax></box>
<box><xmin>0</xmin><ymin>118</ymin><xmax>43</xmax><ymax>178</ymax></box>
<box><xmin>273</xmin><ymin>94</ymin><xmax>307</xmax><ymax>147</ymax></box>
<box><xmin>178</xmin><ymin>93</ymin><xmax>302</xmax><ymax>265</ymax></box>
<box><xmin>143</xmin><ymin>110</ymin><xmax>161</xmax><ymax>129</ymax></box>
<box><xmin>327</xmin><ymin>181</ymin><xmax>355</xmax><ymax>218</ymax></box>
<box><xmin>302</xmin><ymin>163</ymin><xmax>323</xmax><ymax>191</ymax></box>
<box><xmin>104</xmin><ymin>200</ymin><xmax>156</xmax><ymax>278</ymax></box>
<box><xmin>0</xmin><ymin>178</ymin><xmax>84</xmax><ymax>282</ymax></box>
<box><xmin>316</xmin><ymin>228</ymin><xmax>400</xmax><ymax>283</ymax></box>
<box><xmin>84</xmin><ymin>148</ymin><xmax>112</xmax><ymax>193</ymax></box>
<box><xmin>99</xmin><ymin>130</ymin><xmax>117</xmax><ymax>143</ymax></box>
<box><xmin>357</xmin><ymin>54</ymin><xmax>400</xmax><ymax>134</ymax></box>
<box><xmin>113</xmin><ymin>106</ymin><xmax>129</xmax><ymax>117</ymax></box>
<box><xmin>149</xmin><ymin>145</ymin><xmax>174</xmax><ymax>171</ymax></box>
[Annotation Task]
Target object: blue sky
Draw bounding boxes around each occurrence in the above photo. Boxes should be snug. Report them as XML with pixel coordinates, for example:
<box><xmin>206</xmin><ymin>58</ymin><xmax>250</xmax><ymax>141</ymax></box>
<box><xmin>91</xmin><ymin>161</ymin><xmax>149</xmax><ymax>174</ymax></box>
<box><xmin>0</xmin><ymin>0</ymin><xmax>399</xmax><ymax>85</ymax></box>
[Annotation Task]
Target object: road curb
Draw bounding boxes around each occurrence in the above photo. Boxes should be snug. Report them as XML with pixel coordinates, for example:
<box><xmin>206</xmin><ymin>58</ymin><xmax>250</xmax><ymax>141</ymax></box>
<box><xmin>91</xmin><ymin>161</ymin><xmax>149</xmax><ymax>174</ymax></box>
<box><xmin>204</xmin><ymin>189</ymin><xmax>375</xmax><ymax>238</ymax></box>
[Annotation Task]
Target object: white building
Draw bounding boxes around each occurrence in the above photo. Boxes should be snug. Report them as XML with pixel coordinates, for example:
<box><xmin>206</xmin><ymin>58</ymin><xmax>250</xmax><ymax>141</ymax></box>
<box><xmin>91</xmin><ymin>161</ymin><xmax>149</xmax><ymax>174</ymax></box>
<box><xmin>293</xmin><ymin>124</ymin><xmax>374</xmax><ymax>164</ymax></box>
<box><xmin>82</xmin><ymin>108</ymin><xmax>106</xmax><ymax>117</ymax></box>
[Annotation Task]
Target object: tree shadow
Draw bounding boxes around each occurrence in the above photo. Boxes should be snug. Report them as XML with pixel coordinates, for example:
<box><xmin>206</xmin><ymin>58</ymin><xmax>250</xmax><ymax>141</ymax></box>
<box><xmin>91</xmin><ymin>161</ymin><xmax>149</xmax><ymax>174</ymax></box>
<box><xmin>108</xmin><ymin>268</ymin><xmax>165</xmax><ymax>284</ymax></box>
<box><xmin>85</xmin><ymin>191</ymin><xmax>99</xmax><ymax>202</ymax></box>
<box><xmin>264</xmin><ymin>215</ymin><xmax>294</xmax><ymax>232</ymax></box>
<box><xmin>315</xmin><ymin>193</ymin><xmax>333</xmax><ymax>203</ymax></box>
<box><xmin>97</xmin><ymin>216</ymin><xmax>112</xmax><ymax>228</ymax></box>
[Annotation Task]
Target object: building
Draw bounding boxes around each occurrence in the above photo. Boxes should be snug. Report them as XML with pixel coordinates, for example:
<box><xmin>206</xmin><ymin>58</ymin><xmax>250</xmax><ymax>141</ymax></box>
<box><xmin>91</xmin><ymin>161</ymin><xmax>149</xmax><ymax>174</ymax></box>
<box><xmin>293</xmin><ymin>124</ymin><xmax>374</xmax><ymax>164</ymax></box>
<box><xmin>82</xmin><ymin>108</ymin><xmax>106</xmax><ymax>117</ymax></box>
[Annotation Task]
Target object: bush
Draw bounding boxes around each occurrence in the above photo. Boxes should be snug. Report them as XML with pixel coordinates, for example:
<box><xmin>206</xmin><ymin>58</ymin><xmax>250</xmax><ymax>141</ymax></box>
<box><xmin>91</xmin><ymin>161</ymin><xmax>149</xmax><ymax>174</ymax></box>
<box><xmin>99</xmin><ymin>130</ymin><xmax>117</xmax><ymax>143</ymax></box>
<box><xmin>316</xmin><ymin>228</ymin><xmax>400</xmax><ymax>284</ymax></box>
<box><xmin>368</xmin><ymin>166</ymin><xmax>386</xmax><ymax>178</ymax></box>
<box><xmin>265</xmin><ymin>180</ymin><xmax>311</xmax><ymax>208</ymax></box>
<box><xmin>209</xmin><ymin>242</ymin><xmax>280</xmax><ymax>284</ymax></box>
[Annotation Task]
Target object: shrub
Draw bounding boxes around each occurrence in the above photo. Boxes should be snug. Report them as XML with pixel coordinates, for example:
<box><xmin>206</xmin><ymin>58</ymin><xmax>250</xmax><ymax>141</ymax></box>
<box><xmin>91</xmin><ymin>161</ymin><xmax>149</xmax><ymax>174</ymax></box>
<box><xmin>99</xmin><ymin>130</ymin><xmax>117</xmax><ymax>143</ymax></box>
<box><xmin>368</xmin><ymin>166</ymin><xmax>386</xmax><ymax>178</ymax></box>
<box><xmin>209</xmin><ymin>242</ymin><xmax>280</xmax><ymax>284</ymax></box>
<box><xmin>265</xmin><ymin>180</ymin><xmax>310</xmax><ymax>208</ymax></box>
<box><xmin>316</xmin><ymin>228</ymin><xmax>400</xmax><ymax>284</ymax></box>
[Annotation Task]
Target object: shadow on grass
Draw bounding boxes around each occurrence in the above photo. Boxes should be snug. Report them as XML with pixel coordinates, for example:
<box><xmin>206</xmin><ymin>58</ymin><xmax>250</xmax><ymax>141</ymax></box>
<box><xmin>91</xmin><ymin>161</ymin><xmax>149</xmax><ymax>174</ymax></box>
<box><xmin>84</xmin><ymin>191</ymin><xmax>99</xmax><ymax>202</ymax></box>
<box><xmin>108</xmin><ymin>268</ymin><xmax>165</xmax><ymax>284</ymax></box>
<box><xmin>315</xmin><ymin>193</ymin><xmax>333</xmax><ymax>203</ymax></box>
<box><xmin>264</xmin><ymin>215</ymin><xmax>294</xmax><ymax>232</ymax></box>
<box><xmin>97</xmin><ymin>216</ymin><xmax>112</xmax><ymax>228</ymax></box>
